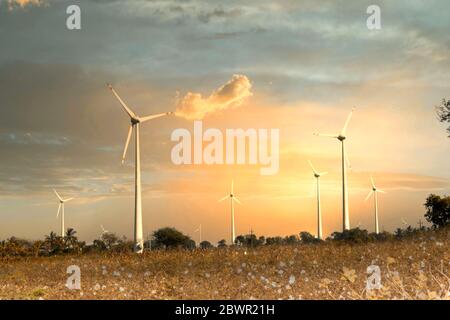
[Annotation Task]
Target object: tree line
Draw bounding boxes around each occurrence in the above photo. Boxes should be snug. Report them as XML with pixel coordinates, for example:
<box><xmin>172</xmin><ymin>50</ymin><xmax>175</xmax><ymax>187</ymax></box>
<box><xmin>1</xmin><ymin>193</ymin><xmax>448</xmax><ymax>257</ymax></box>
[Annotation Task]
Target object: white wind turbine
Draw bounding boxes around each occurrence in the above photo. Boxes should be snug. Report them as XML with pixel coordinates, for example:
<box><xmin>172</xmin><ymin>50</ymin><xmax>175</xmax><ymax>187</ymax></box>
<box><xmin>314</xmin><ymin>108</ymin><xmax>354</xmax><ymax>231</ymax></box>
<box><xmin>219</xmin><ymin>180</ymin><xmax>242</xmax><ymax>245</ymax></box>
<box><xmin>194</xmin><ymin>224</ymin><xmax>202</xmax><ymax>246</ymax></box>
<box><xmin>364</xmin><ymin>175</ymin><xmax>386</xmax><ymax>234</ymax></box>
<box><xmin>107</xmin><ymin>84</ymin><xmax>173</xmax><ymax>253</ymax></box>
<box><xmin>401</xmin><ymin>218</ymin><xmax>409</xmax><ymax>227</ymax></box>
<box><xmin>100</xmin><ymin>225</ymin><xmax>109</xmax><ymax>235</ymax></box>
<box><xmin>307</xmin><ymin>160</ymin><xmax>328</xmax><ymax>240</ymax></box>
<box><xmin>53</xmin><ymin>189</ymin><xmax>74</xmax><ymax>237</ymax></box>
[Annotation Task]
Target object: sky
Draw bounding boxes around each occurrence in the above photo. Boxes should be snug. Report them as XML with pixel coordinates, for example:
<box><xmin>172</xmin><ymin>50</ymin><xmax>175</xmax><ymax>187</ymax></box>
<box><xmin>0</xmin><ymin>0</ymin><xmax>449</xmax><ymax>243</ymax></box>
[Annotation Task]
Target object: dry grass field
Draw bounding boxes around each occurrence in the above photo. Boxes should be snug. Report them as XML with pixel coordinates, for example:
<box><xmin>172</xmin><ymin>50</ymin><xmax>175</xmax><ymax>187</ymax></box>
<box><xmin>0</xmin><ymin>228</ymin><xmax>449</xmax><ymax>300</ymax></box>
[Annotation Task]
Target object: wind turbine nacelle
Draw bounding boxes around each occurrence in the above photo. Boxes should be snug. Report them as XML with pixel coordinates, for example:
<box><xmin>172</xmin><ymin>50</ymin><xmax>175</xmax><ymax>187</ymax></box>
<box><xmin>338</xmin><ymin>135</ymin><xmax>346</xmax><ymax>141</ymax></box>
<box><xmin>131</xmin><ymin>118</ymin><xmax>140</xmax><ymax>125</ymax></box>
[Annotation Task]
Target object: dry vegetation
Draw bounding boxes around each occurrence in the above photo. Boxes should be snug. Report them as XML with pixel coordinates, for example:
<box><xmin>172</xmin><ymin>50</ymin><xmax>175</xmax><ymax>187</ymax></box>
<box><xmin>0</xmin><ymin>228</ymin><xmax>449</xmax><ymax>300</ymax></box>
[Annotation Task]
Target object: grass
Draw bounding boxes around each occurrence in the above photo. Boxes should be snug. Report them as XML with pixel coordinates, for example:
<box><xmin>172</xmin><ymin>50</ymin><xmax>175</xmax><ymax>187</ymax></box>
<box><xmin>0</xmin><ymin>228</ymin><xmax>449</xmax><ymax>300</ymax></box>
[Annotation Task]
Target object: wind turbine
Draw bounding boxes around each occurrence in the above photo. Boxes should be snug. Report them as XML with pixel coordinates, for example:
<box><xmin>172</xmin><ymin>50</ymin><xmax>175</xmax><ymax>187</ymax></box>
<box><xmin>53</xmin><ymin>189</ymin><xmax>74</xmax><ymax>237</ymax></box>
<box><xmin>314</xmin><ymin>108</ymin><xmax>354</xmax><ymax>231</ymax></box>
<box><xmin>401</xmin><ymin>218</ymin><xmax>409</xmax><ymax>227</ymax></box>
<box><xmin>219</xmin><ymin>180</ymin><xmax>242</xmax><ymax>245</ymax></box>
<box><xmin>107</xmin><ymin>84</ymin><xmax>173</xmax><ymax>253</ymax></box>
<box><xmin>100</xmin><ymin>225</ymin><xmax>109</xmax><ymax>235</ymax></box>
<box><xmin>364</xmin><ymin>175</ymin><xmax>386</xmax><ymax>234</ymax></box>
<box><xmin>307</xmin><ymin>160</ymin><xmax>328</xmax><ymax>240</ymax></box>
<box><xmin>194</xmin><ymin>224</ymin><xmax>202</xmax><ymax>246</ymax></box>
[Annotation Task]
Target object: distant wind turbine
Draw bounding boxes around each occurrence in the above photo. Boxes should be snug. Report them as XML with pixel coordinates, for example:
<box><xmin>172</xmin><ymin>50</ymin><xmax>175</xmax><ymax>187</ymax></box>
<box><xmin>107</xmin><ymin>84</ymin><xmax>173</xmax><ymax>253</ymax></box>
<box><xmin>194</xmin><ymin>224</ymin><xmax>202</xmax><ymax>245</ymax></box>
<box><xmin>401</xmin><ymin>218</ymin><xmax>409</xmax><ymax>226</ymax></box>
<box><xmin>53</xmin><ymin>189</ymin><xmax>74</xmax><ymax>237</ymax></box>
<box><xmin>219</xmin><ymin>180</ymin><xmax>242</xmax><ymax>245</ymax></box>
<box><xmin>314</xmin><ymin>108</ymin><xmax>354</xmax><ymax>231</ymax></box>
<box><xmin>364</xmin><ymin>175</ymin><xmax>386</xmax><ymax>234</ymax></box>
<box><xmin>307</xmin><ymin>160</ymin><xmax>328</xmax><ymax>240</ymax></box>
<box><xmin>100</xmin><ymin>225</ymin><xmax>109</xmax><ymax>235</ymax></box>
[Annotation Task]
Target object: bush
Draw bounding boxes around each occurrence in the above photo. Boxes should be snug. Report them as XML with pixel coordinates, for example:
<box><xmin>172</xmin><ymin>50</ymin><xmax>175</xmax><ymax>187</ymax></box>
<box><xmin>331</xmin><ymin>228</ymin><xmax>370</xmax><ymax>243</ymax></box>
<box><xmin>152</xmin><ymin>227</ymin><xmax>193</xmax><ymax>249</ymax></box>
<box><xmin>200</xmin><ymin>241</ymin><xmax>213</xmax><ymax>249</ymax></box>
<box><xmin>299</xmin><ymin>232</ymin><xmax>318</xmax><ymax>244</ymax></box>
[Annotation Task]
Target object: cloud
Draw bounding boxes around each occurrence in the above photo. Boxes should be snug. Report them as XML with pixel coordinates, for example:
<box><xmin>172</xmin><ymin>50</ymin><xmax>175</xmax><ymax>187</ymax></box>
<box><xmin>6</xmin><ymin>0</ymin><xmax>45</xmax><ymax>10</ymax></box>
<box><xmin>175</xmin><ymin>74</ymin><xmax>253</xmax><ymax>120</ymax></box>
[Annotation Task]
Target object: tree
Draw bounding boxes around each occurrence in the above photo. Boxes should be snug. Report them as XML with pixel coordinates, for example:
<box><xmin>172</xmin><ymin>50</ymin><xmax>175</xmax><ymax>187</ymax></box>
<box><xmin>235</xmin><ymin>235</ymin><xmax>245</xmax><ymax>246</ymax></box>
<box><xmin>64</xmin><ymin>228</ymin><xmax>79</xmax><ymax>252</ymax></box>
<box><xmin>101</xmin><ymin>232</ymin><xmax>120</xmax><ymax>249</ymax></box>
<box><xmin>44</xmin><ymin>232</ymin><xmax>64</xmax><ymax>254</ymax></box>
<box><xmin>285</xmin><ymin>235</ymin><xmax>299</xmax><ymax>245</ymax></box>
<box><xmin>436</xmin><ymin>98</ymin><xmax>450</xmax><ymax>137</ymax></box>
<box><xmin>424</xmin><ymin>194</ymin><xmax>450</xmax><ymax>228</ymax></box>
<box><xmin>217</xmin><ymin>239</ymin><xmax>227</xmax><ymax>248</ymax></box>
<box><xmin>200</xmin><ymin>241</ymin><xmax>213</xmax><ymax>249</ymax></box>
<box><xmin>266</xmin><ymin>236</ymin><xmax>283</xmax><ymax>245</ymax></box>
<box><xmin>152</xmin><ymin>227</ymin><xmax>193</xmax><ymax>249</ymax></box>
<box><xmin>331</xmin><ymin>228</ymin><xmax>369</xmax><ymax>243</ymax></box>
<box><xmin>299</xmin><ymin>232</ymin><xmax>318</xmax><ymax>244</ymax></box>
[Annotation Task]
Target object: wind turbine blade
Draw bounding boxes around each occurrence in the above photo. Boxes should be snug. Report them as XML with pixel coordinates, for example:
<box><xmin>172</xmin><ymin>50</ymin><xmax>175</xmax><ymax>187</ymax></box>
<box><xmin>139</xmin><ymin>112</ymin><xmax>173</xmax><ymax>123</ymax></box>
<box><xmin>63</xmin><ymin>198</ymin><xmax>74</xmax><ymax>203</ymax></box>
<box><xmin>370</xmin><ymin>175</ymin><xmax>375</xmax><ymax>189</ymax></box>
<box><xmin>377</xmin><ymin>189</ymin><xmax>387</xmax><ymax>194</ymax></box>
<box><xmin>307</xmin><ymin>160</ymin><xmax>318</xmax><ymax>175</ymax></box>
<box><xmin>56</xmin><ymin>203</ymin><xmax>61</xmax><ymax>218</ymax></box>
<box><xmin>122</xmin><ymin>125</ymin><xmax>133</xmax><ymax>164</ymax></box>
<box><xmin>218</xmin><ymin>195</ymin><xmax>229</xmax><ymax>202</ymax></box>
<box><xmin>314</xmin><ymin>133</ymin><xmax>338</xmax><ymax>138</ymax></box>
<box><xmin>231</xmin><ymin>180</ymin><xmax>234</xmax><ymax>194</ymax></box>
<box><xmin>340</xmin><ymin>108</ymin><xmax>355</xmax><ymax>136</ymax></box>
<box><xmin>319</xmin><ymin>171</ymin><xmax>328</xmax><ymax>176</ymax></box>
<box><xmin>364</xmin><ymin>190</ymin><xmax>373</xmax><ymax>201</ymax></box>
<box><xmin>233</xmin><ymin>197</ymin><xmax>242</xmax><ymax>205</ymax></box>
<box><xmin>53</xmin><ymin>189</ymin><xmax>63</xmax><ymax>201</ymax></box>
<box><xmin>107</xmin><ymin>84</ymin><xmax>137</xmax><ymax>119</ymax></box>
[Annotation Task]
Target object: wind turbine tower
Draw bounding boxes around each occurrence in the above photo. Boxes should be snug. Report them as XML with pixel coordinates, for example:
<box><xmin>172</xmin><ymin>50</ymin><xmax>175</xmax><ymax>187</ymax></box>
<box><xmin>219</xmin><ymin>180</ymin><xmax>242</xmax><ymax>245</ymax></box>
<box><xmin>364</xmin><ymin>175</ymin><xmax>386</xmax><ymax>234</ymax></box>
<box><xmin>307</xmin><ymin>160</ymin><xmax>328</xmax><ymax>240</ymax></box>
<box><xmin>107</xmin><ymin>84</ymin><xmax>173</xmax><ymax>253</ymax></box>
<box><xmin>314</xmin><ymin>108</ymin><xmax>354</xmax><ymax>231</ymax></box>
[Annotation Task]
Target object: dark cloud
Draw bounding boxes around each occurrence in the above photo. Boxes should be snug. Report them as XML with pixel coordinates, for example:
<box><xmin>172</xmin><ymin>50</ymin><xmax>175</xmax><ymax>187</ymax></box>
<box><xmin>0</xmin><ymin>62</ymin><xmax>177</xmax><ymax>196</ymax></box>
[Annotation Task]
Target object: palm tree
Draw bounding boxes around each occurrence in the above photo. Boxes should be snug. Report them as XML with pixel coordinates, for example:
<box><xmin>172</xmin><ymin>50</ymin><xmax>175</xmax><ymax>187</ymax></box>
<box><xmin>65</xmin><ymin>228</ymin><xmax>79</xmax><ymax>252</ymax></box>
<box><xmin>45</xmin><ymin>231</ymin><xmax>63</xmax><ymax>254</ymax></box>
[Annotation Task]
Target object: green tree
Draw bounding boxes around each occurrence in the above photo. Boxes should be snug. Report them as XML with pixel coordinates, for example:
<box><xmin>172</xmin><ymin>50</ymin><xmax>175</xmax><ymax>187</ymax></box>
<box><xmin>44</xmin><ymin>231</ymin><xmax>64</xmax><ymax>254</ymax></box>
<box><xmin>64</xmin><ymin>228</ymin><xmax>79</xmax><ymax>252</ymax></box>
<box><xmin>436</xmin><ymin>98</ymin><xmax>450</xmax><ymax>137</ymax></box>
<box><xmin>424</xmin><ymin>194</ymin><xmax>450</xmax><ymax>228</ymax></box>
